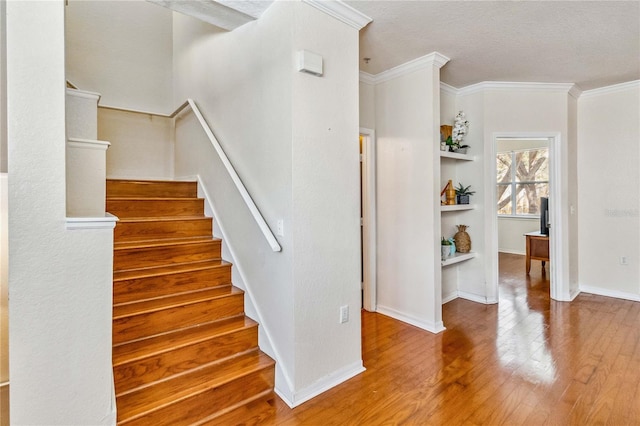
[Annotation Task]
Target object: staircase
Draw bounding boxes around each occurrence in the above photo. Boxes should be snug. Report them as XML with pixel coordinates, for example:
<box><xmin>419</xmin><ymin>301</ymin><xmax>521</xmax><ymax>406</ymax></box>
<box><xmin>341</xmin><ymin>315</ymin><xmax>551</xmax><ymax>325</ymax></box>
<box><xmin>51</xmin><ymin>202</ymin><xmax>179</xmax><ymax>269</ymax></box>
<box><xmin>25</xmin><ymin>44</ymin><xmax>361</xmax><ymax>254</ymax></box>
<box><xmin>107</xmin><ymin>179</ymin><xmax>275</xmax><ymax>425</ymax></box>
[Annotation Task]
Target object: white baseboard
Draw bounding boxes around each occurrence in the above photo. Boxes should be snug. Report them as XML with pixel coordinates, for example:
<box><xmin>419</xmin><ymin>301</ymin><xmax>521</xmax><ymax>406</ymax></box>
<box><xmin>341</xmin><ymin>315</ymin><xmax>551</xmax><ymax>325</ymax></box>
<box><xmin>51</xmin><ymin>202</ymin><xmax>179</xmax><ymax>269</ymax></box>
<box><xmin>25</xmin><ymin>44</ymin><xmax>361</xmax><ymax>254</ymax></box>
<box><xmin>458</xmin><ymin>290</ymin><xmax>497</xmax><ymax>304</ymax></box>
<box><xmin>442</xmin><ymin>291</ymin><xmax>458</xmax><ymax>304</ymax></box>
<box><xmin>579</xmin><ymin>285</ymin><xmax>640</xmax><ymax>302</ymax></box>
<box><xmin>498</xmin><ymin>249</ymin><xmax>525</xmax><ymax>255</ymax></box>
<box><xmin>276</xmin><ymin>361</ymin><xmax>365</xmax><ymax>408</ymax></box>
<box><xmin>376</xmin><ymin>305</ymin><xmax>446</xmax><ymax>334</ymax></box>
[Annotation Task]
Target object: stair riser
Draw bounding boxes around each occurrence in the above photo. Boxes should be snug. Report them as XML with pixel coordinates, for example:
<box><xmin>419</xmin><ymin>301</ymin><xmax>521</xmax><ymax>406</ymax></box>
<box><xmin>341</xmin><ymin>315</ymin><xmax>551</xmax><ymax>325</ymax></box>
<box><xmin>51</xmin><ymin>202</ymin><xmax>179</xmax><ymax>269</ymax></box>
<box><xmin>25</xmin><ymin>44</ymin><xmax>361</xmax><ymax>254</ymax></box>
<box><xmin>107</xmin><ymin>180</ymin><xmax>197</xmax><ymax>199</ymax></box>
<box><xmin>114</xmin><ymin>326</ymin><xmax>259</xmax><ymax>395</ymax></box>
<box><xmin>113</xmin><ymin>293</ymin><xmax>244</xmax><ymax>345</ymax></box>
<box><xmin>114</xmin><ymin>241</ymin><xmax>221</xmax><ymax>270</ymax></box>
<box><xmin>115</xmin><ymin>219</ymin><xmax>212</xmax><ymax>242</ymax></box>
<box><xmin>107</xmin><ymin>199</ymin><xmax>204</xmax><ymax>218</ymax></box>
<box><xmin>114</xmin><ymin>267</ymin><xmax>232</xmax><ymax>304</ymax></box>
<box><xmin>119</xmin><ymin>366</ymin><xmax>275</xmax><ymax>426</ymax></box>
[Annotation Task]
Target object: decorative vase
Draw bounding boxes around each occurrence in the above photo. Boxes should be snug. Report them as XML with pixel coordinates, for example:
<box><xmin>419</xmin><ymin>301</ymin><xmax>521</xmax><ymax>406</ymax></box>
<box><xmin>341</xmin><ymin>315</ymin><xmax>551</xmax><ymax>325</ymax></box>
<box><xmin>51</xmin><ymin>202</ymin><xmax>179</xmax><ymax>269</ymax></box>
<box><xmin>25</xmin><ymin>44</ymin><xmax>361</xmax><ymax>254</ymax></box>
<box><xmin>454</xmin><ymin>225</ymin><xmax>471</xmax><ymax>253</ymax></box>
<box><xmin>445</xmin><ymin>180</ymin><xmax>456</xmax><ymax>205</ymax></box>
<box><xmin>441</xmin><ymin>245</ymin><xmax>451</xmax><ymax>261</ymax></box>
<box><xmin>454</xmin><ymin>147</ymin><xmax>468</xmax><ymax>154</ymax></box>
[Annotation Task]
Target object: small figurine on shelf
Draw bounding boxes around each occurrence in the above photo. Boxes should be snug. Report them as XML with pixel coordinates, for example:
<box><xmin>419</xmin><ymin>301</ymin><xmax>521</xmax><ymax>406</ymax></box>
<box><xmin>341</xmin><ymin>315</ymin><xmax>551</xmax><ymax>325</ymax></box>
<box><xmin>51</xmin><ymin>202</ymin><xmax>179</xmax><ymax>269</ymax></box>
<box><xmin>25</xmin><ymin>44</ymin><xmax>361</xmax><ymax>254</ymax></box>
<box><xmin>454</xmin><ymin>225</ymin><xmax>471</xmax><ymax>253</ymax></box>
<box><xmin>442</xmin><ymin>179</ymin><xmax>456</xmax><ymax>205</ymax></box>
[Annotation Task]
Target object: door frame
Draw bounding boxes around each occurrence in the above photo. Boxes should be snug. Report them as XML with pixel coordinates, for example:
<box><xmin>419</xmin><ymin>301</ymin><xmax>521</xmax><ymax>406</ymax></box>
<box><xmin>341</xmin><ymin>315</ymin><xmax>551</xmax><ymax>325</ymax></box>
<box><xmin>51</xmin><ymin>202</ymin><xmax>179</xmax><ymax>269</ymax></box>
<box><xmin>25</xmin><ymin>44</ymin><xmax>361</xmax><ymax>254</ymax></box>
<box><xmin>360</xmin><ymin>127</ymin><xmax>377</xmax><ymax>312</ymax></box>
<box><xmin>488</xmin><ymin>132</ymin><xmax>569</xmax><ymax>302</ymax></box>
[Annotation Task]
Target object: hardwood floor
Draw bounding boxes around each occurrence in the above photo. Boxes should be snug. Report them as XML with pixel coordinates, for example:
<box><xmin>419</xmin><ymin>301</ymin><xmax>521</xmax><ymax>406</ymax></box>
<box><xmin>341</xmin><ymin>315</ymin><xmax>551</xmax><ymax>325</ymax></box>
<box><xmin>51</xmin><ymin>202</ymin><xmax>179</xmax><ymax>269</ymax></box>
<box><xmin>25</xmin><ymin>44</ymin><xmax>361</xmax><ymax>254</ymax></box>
<box><xmin>250</xmin><ymin>253</ymin><xmax>640</xmax><ymax>425</ymax></box>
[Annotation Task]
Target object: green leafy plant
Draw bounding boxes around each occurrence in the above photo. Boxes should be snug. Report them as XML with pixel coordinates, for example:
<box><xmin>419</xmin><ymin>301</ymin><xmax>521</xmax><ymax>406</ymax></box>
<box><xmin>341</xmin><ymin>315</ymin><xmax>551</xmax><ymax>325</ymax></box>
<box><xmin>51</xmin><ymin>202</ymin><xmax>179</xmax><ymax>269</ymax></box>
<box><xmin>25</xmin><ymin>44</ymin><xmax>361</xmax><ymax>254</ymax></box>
<box><xmin>445</xmin><ymin>136</ymin><xmax>455</xmax><ymax>149</ymax></box>
<box><xmin>441</xmin><ymin>237</ymin><xmax>452</xmax><ymax>246</ymax></box>
<box><xmin>455</xmin><ymin>183</ymin><xmax>475</xmax><ymax>196</ymax></box>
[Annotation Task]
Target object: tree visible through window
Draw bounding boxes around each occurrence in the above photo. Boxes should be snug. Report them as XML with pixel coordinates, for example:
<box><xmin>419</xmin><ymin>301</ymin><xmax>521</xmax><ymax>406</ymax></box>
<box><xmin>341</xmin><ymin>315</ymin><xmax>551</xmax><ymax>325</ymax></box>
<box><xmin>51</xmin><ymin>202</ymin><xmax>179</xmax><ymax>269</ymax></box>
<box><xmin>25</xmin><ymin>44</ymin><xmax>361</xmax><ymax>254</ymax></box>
<box><xmin>497</xmin><ymin>148</ymin><xmax>549</xmax><ymax>216</ymax></box>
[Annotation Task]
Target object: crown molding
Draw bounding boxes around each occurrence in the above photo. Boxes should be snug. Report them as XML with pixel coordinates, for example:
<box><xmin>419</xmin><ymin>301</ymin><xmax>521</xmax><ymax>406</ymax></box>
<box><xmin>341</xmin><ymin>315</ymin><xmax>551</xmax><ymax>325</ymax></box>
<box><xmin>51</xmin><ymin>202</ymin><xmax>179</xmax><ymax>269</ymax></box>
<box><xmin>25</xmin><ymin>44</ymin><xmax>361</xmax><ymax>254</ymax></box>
<box><xmin>568</xmin><ymin>85</ymin><xmax>583</xmax><ymax>99</ymax></box>
<box><xmin>579</xmin><ymin>80</ymin><xmax>640</xmax><ymax>99</ymax></box>
<box><xmin>453</xmin><ymin>81</ymin><xmax>578</xmax><ymax>97</ymax></box>
<box><xmin>372</xmin><ymin>52</ymin><xmax>450</xmax><ymax>85</ymax></box>
<box><xmin>359</xmin><ymin>71</ymin><xmax>376</xmax><ymax>85</ymax></box>
<box><xmin>440</xmin><ymin>82</ymin><xmax>458</xmax><ymax>96</ymax></box>
<box><xmin>302</xmin><ymin>0</ymin><xmax>372</xmax><ymax>30</ymax></box>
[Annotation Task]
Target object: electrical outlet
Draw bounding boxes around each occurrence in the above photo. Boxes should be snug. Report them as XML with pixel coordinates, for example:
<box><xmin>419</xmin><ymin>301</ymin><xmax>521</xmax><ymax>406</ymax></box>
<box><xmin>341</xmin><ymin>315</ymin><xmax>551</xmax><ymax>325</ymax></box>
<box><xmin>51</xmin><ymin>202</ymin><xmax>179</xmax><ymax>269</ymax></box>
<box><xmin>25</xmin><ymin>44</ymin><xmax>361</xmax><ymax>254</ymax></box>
<box><xmin>340</xmin><ymin>305</ymin><xmax>349</xmax><ymax>324</ymax></box>
<box><xmin>620</xmin><ymin>256</ymin><xmax>628</xmax><ymax>265</ymax></box>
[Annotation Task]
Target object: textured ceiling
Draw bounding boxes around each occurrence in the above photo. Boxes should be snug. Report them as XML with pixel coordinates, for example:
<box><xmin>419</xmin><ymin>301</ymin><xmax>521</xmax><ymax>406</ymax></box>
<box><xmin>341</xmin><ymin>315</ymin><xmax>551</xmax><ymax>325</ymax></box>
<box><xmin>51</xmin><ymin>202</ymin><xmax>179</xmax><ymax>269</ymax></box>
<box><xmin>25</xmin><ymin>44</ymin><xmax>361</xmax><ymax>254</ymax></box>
<box><xmin>346</xmin><ymin>0</ymin><xmax>640</xmax><ymax>90</ymax></box>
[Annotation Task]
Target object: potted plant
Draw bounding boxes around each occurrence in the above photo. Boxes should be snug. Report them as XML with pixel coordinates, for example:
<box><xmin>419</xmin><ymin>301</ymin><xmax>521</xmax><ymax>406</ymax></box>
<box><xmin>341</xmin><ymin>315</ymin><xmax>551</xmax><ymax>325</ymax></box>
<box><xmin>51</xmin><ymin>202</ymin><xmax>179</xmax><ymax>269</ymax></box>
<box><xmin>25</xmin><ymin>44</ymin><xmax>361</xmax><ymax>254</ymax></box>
<box><xmin>454</xmin><ymin>144</ymin><xmax>470</xmax><ymax>154</ymax></box>
<box><xmin>452</xmin><ymin>111</ymin><xmax>470</xmax><ymax>153</ymax></box>
<box><xmin>455</xmin><ymin>183</ymin><xmax>475</xmax><ymax>204</ymax></box>
<box><xmin>441</xmin><ymin>237</ymin><xmax>452</xmax><ymax>260</ymax></box>
<box><xmin>445</xmin><ymin>136</ymin><xmax>456</xmax><ymax>152</ymax></box>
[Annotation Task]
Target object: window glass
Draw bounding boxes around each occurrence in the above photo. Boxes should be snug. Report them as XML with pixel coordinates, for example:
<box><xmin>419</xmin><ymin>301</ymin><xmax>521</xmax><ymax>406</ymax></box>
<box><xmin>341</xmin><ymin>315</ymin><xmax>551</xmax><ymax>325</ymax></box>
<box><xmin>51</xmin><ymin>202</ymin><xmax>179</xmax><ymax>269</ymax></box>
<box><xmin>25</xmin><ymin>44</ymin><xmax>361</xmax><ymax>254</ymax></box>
<box><xmin>515</xmin><ymin>150</ymin><xmax>548</xmax><ymax>182</ymax></box>
<box><xmin>497</xmin><ymin>147</ymin><xmax>549</xmax><ymax>216</ymax></box>
<box><xmin>497</xmin><ymin>184</ymin><xmax>512</xmax><ymax>215</ymax></box>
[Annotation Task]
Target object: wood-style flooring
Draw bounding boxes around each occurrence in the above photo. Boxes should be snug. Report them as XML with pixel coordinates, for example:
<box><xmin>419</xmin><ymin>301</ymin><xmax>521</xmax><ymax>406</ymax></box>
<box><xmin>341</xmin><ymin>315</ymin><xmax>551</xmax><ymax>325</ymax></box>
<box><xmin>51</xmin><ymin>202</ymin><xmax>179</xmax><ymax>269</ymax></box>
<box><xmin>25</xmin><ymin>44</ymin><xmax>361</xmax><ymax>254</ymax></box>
<box><xmin>246</xmin><ymin>253</ymin><xmax>640</xmax><ymax>425</ymax></box>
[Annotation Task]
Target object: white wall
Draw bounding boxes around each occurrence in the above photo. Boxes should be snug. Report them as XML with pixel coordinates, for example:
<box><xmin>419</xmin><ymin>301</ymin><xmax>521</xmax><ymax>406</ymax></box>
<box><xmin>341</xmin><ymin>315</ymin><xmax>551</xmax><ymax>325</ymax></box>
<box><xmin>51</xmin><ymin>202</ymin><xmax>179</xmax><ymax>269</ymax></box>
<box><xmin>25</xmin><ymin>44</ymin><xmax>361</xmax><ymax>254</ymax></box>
<box><xmin>0</xmin><ymin>174</ymin><xmax>8</xmax><ymax>424</ymax></box>
<box><xmin>65</xmin><ymin>0</ymin><xmax>173</xmax><ymax>112</ymax></box>
<box><xmin>578</xmin><ymin>82</ymin><xmax>640</xmax><ymax>300</ymax></box>
<box><xmin>99</xmin><ymin>108</ymin><xmax>174</xmax><ymax>179</ymax></box>
<box><xmin>0</xmin><ymin>4</ymin><xmax>7</xmax><ymax>422</ymax></box>
<box><xmin>440</xmin><ymin>86</ymin><xmax>456</xmax><ymax>124</ymax></box>
<box><xmin>7</xmin><ymin>2</ymin><xmax>115</xmax><ymax>424</ymax></box>
<box><xmin>359</xmin><ymin>81</ymin><xmax>375</xmax><ymax>130</ymax></box>
<box><xmin>173</xmin><ymin>3</ymin><xmax>296</xmax><ymax>402</ymax></box>
<box><xmin>375</xmin><ymin>61</ymin><xmax>443</xmax><ymax>332</ymax></box>
<box><xmin>291</xmin><ymin>3</ymin><xmax>362</xmax><ymax>391</ymax></box>
<box><xmin>498</xmin><ymin>218</ymin><xmax>538</xmax><ymax>254</ymax></box>
<box><xmin>173</xmin><ymin>1</ymin><xmax>363</xmax><ymax>405</ymax></box>
<box><xmin>0</xmin><ymin>0</ymin><xmax>6</xmax><ymax>173</ymax></box>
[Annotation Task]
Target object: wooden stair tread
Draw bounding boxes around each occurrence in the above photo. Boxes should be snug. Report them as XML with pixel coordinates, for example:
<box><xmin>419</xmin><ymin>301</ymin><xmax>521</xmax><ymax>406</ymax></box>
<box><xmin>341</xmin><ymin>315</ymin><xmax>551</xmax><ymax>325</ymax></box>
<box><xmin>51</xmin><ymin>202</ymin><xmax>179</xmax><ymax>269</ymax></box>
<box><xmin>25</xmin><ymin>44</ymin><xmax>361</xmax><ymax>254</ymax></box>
<box><xmin>114</xmin><ymin>259</ymin><xmax>231</xmax><ymax>281</ymax></box>
<box><xmin>116</xmin><ymin>351</ymin><xmax>275</xmax><ymax>420</ymax></box>
<box><xmin>107</xmin><ymin>178</ymin><xmax>194</xmax><ymax>184</ymax></box>
<box><xmin>117</xmin><ymin>216</ymin><xmax>209</xmax><ymax>223</ymax></box>
<box><xmin>113</xmin><ymin>286</ymin><xmax>243</xmax><ymax>318</ymax></box>
<box><xmin>195</xmin><ymin>390</ymin><xmax>275</xmax><ymax>426</ymax></box>
<box><xmin>107</xmin><ymin>197</ymin><xmax>202</xmax><ymax>201</ymax></box>
<box><xmin>114</xmin><ymin>236</ymin><xmax>220</xmax><ymax>250</ymax></box>
<box><xmin>113</xmin><ymin>315</ymin><xmax>257</xmax><ymax>365</ymax></box>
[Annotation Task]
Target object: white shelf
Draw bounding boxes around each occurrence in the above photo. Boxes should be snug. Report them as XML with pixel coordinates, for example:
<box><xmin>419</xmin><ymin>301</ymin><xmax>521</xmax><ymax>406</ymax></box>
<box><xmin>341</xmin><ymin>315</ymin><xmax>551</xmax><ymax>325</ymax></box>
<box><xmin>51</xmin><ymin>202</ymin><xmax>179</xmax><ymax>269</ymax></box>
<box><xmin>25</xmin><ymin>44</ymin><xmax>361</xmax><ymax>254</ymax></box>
<box><xmin>441</xmin><ymin>252</ymin><xmax>476</xmax><ymax>267</ymax></box>
<box><xmin>441</xmin><ymin>204</ymin><xmax>475</xmax><ymax>212</ymax></box>
<box><xmin>440</xmin><ymin>151</ymin><xmax>474</xmax><ymax>161</ymax></box>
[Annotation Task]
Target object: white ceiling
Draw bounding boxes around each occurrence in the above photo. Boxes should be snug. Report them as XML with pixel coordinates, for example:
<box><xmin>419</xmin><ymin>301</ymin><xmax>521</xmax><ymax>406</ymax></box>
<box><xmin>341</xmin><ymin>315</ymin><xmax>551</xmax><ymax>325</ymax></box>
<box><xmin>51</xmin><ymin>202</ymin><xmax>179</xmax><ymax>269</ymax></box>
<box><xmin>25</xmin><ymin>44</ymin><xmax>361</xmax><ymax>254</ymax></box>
<box><xmin>346</xmin><ymin>0</ymin><xmax>640</xmax><ymax>90</ymax></box>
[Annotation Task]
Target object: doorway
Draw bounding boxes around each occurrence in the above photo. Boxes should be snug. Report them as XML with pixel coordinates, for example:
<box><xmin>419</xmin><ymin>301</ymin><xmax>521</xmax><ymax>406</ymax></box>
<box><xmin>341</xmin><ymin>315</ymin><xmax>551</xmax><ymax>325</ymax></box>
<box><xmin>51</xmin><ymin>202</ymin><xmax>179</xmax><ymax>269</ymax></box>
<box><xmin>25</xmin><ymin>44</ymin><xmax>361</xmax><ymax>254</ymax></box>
<box><xmin>495</xmin><ymin>138</ymin><xmax>551</xmax><ymax>292</ymax></box>
<box><xmin>489</xmin><ymin>133</ymin><xmax>567</xmax><ymax>302</ymax></box>
<box><xmin>359</xmin><ymin>128</ymin><xmax>376</xmax><ymax>312</ymax></box>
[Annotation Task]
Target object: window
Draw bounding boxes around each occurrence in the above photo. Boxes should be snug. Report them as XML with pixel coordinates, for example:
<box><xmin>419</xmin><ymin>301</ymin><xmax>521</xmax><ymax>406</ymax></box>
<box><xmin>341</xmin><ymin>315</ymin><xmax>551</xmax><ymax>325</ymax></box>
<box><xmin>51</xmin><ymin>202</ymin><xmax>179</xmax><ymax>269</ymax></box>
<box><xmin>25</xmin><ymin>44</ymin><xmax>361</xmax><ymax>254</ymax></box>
<box><xmin>497</xmin><ymin>148</ymin><xmax>549</xmax><ymax>216</ymax></box>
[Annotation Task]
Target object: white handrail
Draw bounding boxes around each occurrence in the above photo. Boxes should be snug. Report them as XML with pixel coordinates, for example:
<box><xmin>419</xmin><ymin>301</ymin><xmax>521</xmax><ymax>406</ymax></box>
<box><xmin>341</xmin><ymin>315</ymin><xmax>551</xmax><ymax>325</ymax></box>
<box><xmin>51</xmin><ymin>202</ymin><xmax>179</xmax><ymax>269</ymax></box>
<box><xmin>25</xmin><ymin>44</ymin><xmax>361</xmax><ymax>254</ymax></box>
<box><xmin>183</xmin><ymin>99</ymin><xmax>282</xmax><ymax>252</ymax></box>
<box><xmin>98</xmin><ymin>100</ymin><xmax>282</xmax><ymax>252</ymax></box>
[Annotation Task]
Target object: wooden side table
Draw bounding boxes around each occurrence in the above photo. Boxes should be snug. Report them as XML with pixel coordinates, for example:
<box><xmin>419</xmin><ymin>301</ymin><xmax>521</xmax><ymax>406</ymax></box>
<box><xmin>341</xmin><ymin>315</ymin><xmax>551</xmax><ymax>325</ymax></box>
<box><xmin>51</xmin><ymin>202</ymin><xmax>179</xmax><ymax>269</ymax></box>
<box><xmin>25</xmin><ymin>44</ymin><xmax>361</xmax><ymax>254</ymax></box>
<box><xmin>525</xmin><ymin>232</ymin><xmax>549</xmax><ymax>274</ymax></box>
